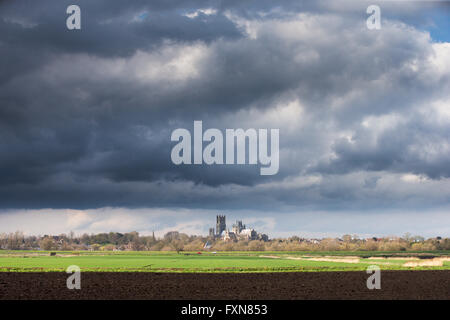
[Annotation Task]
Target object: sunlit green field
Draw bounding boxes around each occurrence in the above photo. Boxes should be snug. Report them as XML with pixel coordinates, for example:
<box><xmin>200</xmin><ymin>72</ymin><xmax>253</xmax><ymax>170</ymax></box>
<box><xmin>1</xmin><ymin>251</ymin><xmax>449</xmax><ymax>272</ymax></box>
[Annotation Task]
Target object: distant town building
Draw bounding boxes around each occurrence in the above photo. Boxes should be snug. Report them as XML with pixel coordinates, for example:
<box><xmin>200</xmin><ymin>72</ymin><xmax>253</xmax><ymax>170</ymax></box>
<box><xmin>216</xmin><ymin>215</ymin><xmax>226</xmax><ymax>236</ymax></box>
<box><xmin>232</xmin><ymin>220</ymin><xmax>245</xmax><ymax>234</ymax></box>
<box><xmin>222</xmin><ymin>230</ymin><xmax>237</xmax><ymax>241</ymax></box>
<box><xmin>204</xmin><ymin>241</ymin><xmax>212</xmax><ymax>249</ymax></box>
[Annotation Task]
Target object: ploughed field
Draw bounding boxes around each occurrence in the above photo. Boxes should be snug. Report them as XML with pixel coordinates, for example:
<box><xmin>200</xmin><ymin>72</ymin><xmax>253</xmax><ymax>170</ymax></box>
<box><xmin>1</xmin><ymin>251</ymin><xmax>450</xmax><ymax>272</ymax></box>
<box><xmin>0</xmin><ymin>271</ymin><xmax>449</xmax><ymax>299</ymax></box>
<box><xmin>1</xmin><ymin>251</ymin><xmax>449</xmax><ymax>299</ymax></box>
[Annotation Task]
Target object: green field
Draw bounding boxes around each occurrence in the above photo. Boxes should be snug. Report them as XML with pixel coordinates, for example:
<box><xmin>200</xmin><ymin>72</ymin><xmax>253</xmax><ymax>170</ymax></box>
<box><xmin>1</xmin><ymin>251</ymin><xmax>449</xmax><ymax>272</ymax></box>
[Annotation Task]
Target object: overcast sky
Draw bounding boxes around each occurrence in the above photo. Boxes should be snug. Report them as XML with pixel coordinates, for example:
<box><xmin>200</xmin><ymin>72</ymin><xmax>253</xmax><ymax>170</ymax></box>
<box><xmin>0</xmin><ymin>0</ymin><xmax>449</xmax><ymax>238</ymax></box>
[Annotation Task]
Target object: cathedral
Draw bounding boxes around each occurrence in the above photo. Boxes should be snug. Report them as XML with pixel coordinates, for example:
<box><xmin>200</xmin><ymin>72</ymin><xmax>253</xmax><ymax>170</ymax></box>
<box><xmin>209</xmin><ymin>215</ymin><xmax>269</xmax><ymax>241</ymax></box>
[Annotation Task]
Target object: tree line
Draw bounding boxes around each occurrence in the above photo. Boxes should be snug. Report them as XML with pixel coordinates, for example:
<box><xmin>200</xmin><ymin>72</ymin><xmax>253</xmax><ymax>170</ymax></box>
<box><xmin>0</xmin><ymin>230</ymin><xmax>449</xmax><ymax>251</ymax></box>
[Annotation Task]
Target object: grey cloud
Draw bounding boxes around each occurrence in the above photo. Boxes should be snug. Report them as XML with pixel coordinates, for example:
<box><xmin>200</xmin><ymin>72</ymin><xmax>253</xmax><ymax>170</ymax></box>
<box><xmin>314</xmin><ymin>115</ymin><xmax>450</xmax><ymax>179</ymax></box>
<box><xmin>0</xmin><ymin>0</ymin><xmax>449</xmax><ymax>212</ymax></box>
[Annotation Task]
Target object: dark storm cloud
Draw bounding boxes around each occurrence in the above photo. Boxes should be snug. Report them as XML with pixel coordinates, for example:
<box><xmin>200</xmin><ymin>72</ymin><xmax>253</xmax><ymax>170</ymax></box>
<box><xmin>0</xmin><ymin>0</ymin><xmax>449</xmax><ymax>210</ymax></box>
<box><xmin>0</xmin><ymin>0</ymin><xmax>241</xmax><ymax>61</ymax></box>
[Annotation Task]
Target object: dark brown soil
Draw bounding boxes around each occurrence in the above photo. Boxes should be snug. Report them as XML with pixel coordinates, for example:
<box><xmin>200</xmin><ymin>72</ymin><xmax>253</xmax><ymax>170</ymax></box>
<box><xmin>0</xmin><ymin>271</ymin><xmax>449</xmax><ymax>300</ymax></box>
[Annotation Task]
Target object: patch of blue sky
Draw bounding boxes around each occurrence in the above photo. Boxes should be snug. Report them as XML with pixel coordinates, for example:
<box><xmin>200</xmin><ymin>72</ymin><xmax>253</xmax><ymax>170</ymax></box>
<box><xmin>136</xmin><ymin>11</ymin><xmax>149</xmax><ymax>21</ymax></box>
<box><xmin>425</xmin><ymin>9</ymin><xmax>450</xmax><ymax>42</ymax></box>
